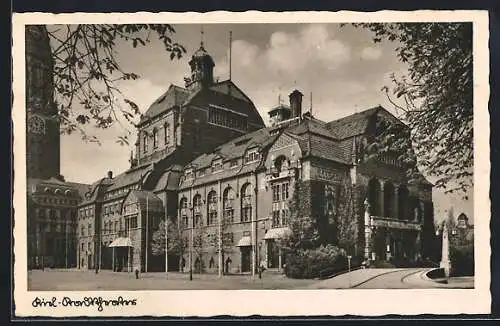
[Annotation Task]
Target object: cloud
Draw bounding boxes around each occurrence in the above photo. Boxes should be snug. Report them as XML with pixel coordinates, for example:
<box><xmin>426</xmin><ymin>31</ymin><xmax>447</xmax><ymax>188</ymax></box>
<box><xmin>361</xmin><ymin>46</ymin><xmax>382</xmax><ymax>60</ymax></box>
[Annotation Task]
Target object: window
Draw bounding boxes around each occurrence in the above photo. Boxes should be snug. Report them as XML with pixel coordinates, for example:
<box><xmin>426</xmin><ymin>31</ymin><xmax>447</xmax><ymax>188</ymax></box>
<box><xmin>229</xmin><ymin>159</ymin><xmax>238</xmax><ymax>168</ymax></box>
<box><xmin>164</xmin><ymin>123</ymin><xmax>170</xmax><ymax>145</ymax></box>
<box><xmin>212</xmin><ymin>159</ymin><xmax>223</xmax><ymax>172</ymax></box>
<box><xmin>241</xmin><ymin>183</ymin><xmax>253</xmax><ymax>222</ymax></box>
<box><xmin>272</xmin><ymin>210</ymin><xmax>280</xmax><ymax>227</ymax></box>
<box><xmin>272</xmin><ymin>184</ymin><xmax>280</xmax><ymax>202</ymax></box>
<box><xmin>223</xmin><ymin>232</ymin><xmax>234</xmax><ymax>245</ymax></box>
<box><xmin>208</xmin><ymin>105</ymin><xmax>248</xmax><ymax>132</ymax></box>
<box><xmin>81</xmin><ymin>226</ymin><xmax>85</xmax><ymax>236</ymax></box>
<box><xmin>88</xmin><ymin>224</ymin><xmax>91</xmax><ymax>235</ymax></box>
<box><xmin>130</xmin><ymin>217</ymin><xmax>138</xmax><ymax>229</ymax></box>
<box><xmin>281</xmin><ymin>209</ymin><xmax>289</xmax><ymax>226</ymax></box>
<box><xmin>207</xmin><ymin>191</ymin><xmax>217</xmax><ymax>225</ymax></box>
<box><xmin>182</xmin><ymin>215</ymin><xmax>189</xmax><ymax>228</ymax></box>
<box><xmin>143</xmin><ymin>132</ymin><xmax>148</xmax><ymax>153</ymax></box>
<box><xmin>184</xmin><ymin>169</ymin><xmax>194</xmax><ymax>180</ymax></box>
<box><xmin>281</xmin><ymin>182</ymin><xmax>289</xmax><ymax>200</ymax></box>
<box><xmin>243</xmin><ymin>149</ymin><xmax>260</xmax><ymax>164</ymax></box>
<box><xmin>153</xmin><ymin>128</ymin><xmax>158</xmax><ymax>148</ymax></box>
<box><xmin>223</xmin><ymin>188</ymin><xmax>234</xmax><ymax>223</ymax></box>
<box><xmin>115</xmin><ymin>221</ymin><xmax>118</xmax><ymax>232</ymax></box>
<box><xmin>193</xmin><ymin>194</ymin><xmax>202</xmax><ymax>215</ymax></box>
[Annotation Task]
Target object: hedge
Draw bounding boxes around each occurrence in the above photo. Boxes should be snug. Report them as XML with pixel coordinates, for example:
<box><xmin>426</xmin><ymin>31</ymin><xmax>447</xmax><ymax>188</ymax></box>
<box><xmin>284</xmin><ymin>245</ymin><xmax>348</xmax><ymax>279</ymax></box>
<box><xmin>450</xmin><ymin>244</ymin><xmax>474</xmax><ymax>276</ymax></box>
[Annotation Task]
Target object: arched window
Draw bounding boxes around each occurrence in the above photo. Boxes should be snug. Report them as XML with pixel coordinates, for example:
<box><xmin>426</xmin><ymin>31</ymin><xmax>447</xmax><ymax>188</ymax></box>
<box><xmin>207</xmin><ymin>190</ymin><xmax>218</xmax><ymax>225</ymax></box>
<box><xmin>223</xmin><ymin>187</ymin><xmax>235</xmax><ymax>223</ymax></box>
<box><xmin>398</xmin><ymin>185</ymin><xmax>409</xmax><ymax>220</ymax></box>
<box><xmin>241</xmin><ymin>183</ymin><xmax>253</xmax><ymax>222</ymax></box>
<box><xmin>152</xmin><ymin>128</ymin><xmax>158</xmax><ymax>148</ymax></box>
<box><xmin>368</xmin><ymin>178</ymin><xmax>381</xmax><ymax>216</ymax></box>
<box><xmin>383</xmin><ymin>182</ymin><xmax>395</xmax><ymax>218</ymax></box>
<box><xmin>179</xmin><ymin>197</ymin><xmax>188</xmax><ymax>227</ymax></box>
<box><xmin>193</xmin><ymin>194</ymin><xmax>202</xmax><ymax>226</ymax></box>
<box><xmin>273</xmin><ymin>155</ymin><xmax>289</xmax><ymax>176</ymax></box>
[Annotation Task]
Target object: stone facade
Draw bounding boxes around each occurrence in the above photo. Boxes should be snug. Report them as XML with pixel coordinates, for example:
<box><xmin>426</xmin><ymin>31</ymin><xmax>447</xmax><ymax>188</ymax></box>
<box><xmin>24</xmin><ymin>31</ymin><xmax>434</xmax><ymax>274</ymax></box>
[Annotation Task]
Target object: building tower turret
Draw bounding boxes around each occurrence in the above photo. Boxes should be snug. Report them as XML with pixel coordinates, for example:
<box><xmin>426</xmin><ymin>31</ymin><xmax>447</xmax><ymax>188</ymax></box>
<box><xmin>184</xmin><ymin>42</ymin><xmax>215</xmax><ymax>92</ymax></box>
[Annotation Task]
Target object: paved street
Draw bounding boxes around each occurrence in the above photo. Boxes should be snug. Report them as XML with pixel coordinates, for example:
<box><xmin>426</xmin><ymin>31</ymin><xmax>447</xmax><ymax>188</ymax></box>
<box><xmin>28</xmin><ymin>269</ymin><xmax>318</xmax><ymax>291</ymax></box>
<box><xmin>28</xmin><ymin>268</ymin><xmax>474</xmax><ymax>291</ymax></box>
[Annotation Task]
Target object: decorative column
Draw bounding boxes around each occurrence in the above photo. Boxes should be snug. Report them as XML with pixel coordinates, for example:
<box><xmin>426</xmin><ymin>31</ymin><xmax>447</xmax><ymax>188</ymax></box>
<box><xmin>440</xmin><ymin>223</ymin><xmax>450</xmax><ymax>277</ymax></box>
<box><xmin>217</xmin><ymin>180</ymin><xmax>223</xmax><ymax>277</ymax></box>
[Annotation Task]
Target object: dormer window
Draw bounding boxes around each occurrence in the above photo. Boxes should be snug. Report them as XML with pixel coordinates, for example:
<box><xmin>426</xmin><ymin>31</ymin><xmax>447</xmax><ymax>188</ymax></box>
<box><xmin>244</xmin><ymin>148</ymin><xmax>260</xmax><ymax>164</ymax></box>
<box><xmin>229</xmin><ymin>159</ymin><xmax>238</xmax><ymax>168</ymax></box>
<box><xmin>184</xmin><ymin>168</ymin><xmax>194</xmax><ymax>180</ymax></box>
<box><xmin>212</xmin><ymin>159</ymin><xmax>223</xmax><ymax>172</ymax></box>
<box><xmin>198</xmin><ymin>168</ymin><xmax>206</xmax><ymax>177</ymax></box>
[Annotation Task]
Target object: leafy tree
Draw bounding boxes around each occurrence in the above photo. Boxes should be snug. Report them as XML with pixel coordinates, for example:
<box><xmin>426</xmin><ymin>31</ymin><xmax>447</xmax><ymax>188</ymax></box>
<box><xmin>31</xmin><ymin>24</ymin><xmax>186</xmax><ymax>144</ymax></box>
<box><xmin>151</xmin><ymin>218</ymin><xmax>187</xmax><ymax>267</ymax></box>
<box><xmin>349</xmin><ymin>23</ymin><xmax>473</xmax><ymax>196</ymax></box>
<box><xmin>279</xmin><ymin>180</ymin><xmax>320</xmax><ymax>252</ymax></box>
<box><xmin>206</xmin><ymin>216</ymin><xmax>234</xmax><ymax>273</ymax></box>
<box><xmin>335</xmin><ymin>181</ymin><xmax>358</xmax><ymax>255</ymax></box>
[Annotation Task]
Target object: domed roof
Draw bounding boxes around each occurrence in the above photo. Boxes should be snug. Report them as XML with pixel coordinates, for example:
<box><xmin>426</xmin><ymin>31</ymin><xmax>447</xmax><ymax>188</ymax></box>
<box><xmin>192</xmin><ymin>42</ymin><xmax>211</xmax><ymax>59</ymax></box>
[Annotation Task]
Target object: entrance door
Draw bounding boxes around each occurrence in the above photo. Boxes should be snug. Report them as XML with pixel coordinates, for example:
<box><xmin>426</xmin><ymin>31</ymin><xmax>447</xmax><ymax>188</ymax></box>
<box><xmin>241</xmin><ymin>247</ymin><xmax>251</xmax><ymax>273</ymax></box>
<box><xmin>267</xmin><ymin>240</ymin><xmax>279</xmax><ymax>268</ymax></box>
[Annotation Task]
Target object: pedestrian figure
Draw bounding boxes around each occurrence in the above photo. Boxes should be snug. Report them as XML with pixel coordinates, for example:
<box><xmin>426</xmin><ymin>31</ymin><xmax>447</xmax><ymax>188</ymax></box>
<box><xmin>259</xmin><ymin>260</ymin><xmax>266</xmax><ymax>279</ymax></box>
<box><xmin>135</xmin><ymin>268</ymin><xmax>140</xmax><ymax>279</ymax></box>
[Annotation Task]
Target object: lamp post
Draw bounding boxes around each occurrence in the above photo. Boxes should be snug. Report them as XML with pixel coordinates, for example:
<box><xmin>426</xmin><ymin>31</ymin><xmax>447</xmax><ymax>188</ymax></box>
<box><xmin>347</xmin><ymin>255</ymin><xmax>352</xmax><ymax>288</ymax></box>
<box><xmin>189</xmin><ymin>205</ymin><xmax>194</xmax><ymax>281</ymax></box>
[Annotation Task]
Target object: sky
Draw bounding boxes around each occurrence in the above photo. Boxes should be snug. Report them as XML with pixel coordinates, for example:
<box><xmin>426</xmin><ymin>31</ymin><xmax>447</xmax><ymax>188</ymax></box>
<box><xmin>50</xmin><ymin>23</ymin><xmax>473</xmax><ymax>223</ymax></box>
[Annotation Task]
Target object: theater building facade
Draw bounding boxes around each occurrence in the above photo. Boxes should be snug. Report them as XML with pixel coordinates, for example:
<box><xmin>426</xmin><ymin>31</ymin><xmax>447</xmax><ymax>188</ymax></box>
<box><xmin>68</xmin><ymin>41</ymin><xmax>434</xmax><ymax>274</ymax></box>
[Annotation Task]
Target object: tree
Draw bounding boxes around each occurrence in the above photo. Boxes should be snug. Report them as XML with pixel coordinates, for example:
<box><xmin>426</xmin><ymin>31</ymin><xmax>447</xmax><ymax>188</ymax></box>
<box><xmin>151</xmin><ymin>218</ymin><xmax>187</xmax><ymax>269</ymax></box>
<box><xmin>206</xmin><ymin>216</ymin><xmax>234</xmax><ymax>274</ymax></box>
<box><xmin>349</xmin><ymin>23</ymin><xmax>473</xmax><ymax>196</ymax></box>
<box><xmin>335</xmin><ymin>181</ymin><xmax>358</xmax><ymax>255</ymax></box>
<box><xmin>192</xmin><ymin>226</ymin><xmax>207</xmax><ymax>273</ymax></box>
<box><xmin>32</xmin><ymin>24</ymin><xmax>186</xmax><ymax>144</ymax></box>
<box><xmin>279</xmin><ymin>180</ymin><xmax>320</xmax><ymax>252</ymax></box>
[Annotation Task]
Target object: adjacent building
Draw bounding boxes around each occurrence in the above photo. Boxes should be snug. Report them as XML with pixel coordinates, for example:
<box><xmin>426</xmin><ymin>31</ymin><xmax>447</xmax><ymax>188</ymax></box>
<box><xmin>25</xmin><ymin>25</ymin><xmax>90</xmax><ymax>269</ymax></box>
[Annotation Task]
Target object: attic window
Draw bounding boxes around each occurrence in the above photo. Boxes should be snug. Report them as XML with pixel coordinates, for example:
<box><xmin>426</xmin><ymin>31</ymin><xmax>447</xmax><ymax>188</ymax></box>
<box><xmin>229</xmin><ymin>159</ymin><xmax>239</xmax><ymax>168</ymax></box>
<box><xmin>243</xmin><ymin>148</ymin><xmax>260</xmax><ymax>164</ymax></box>
<box><xmin>212</xmin><ymin>159</ymin><xmax>223</xmax><ymax>172</ymax></box>
<box><xmin>198</xmin><ymin>168</ymin><xmax>206</xmax><ymax>177</ymax></box>
<box><xmin>185</xmin><ymin>169</ymin><xmax>194</xmax><ymax>180</ymax></box>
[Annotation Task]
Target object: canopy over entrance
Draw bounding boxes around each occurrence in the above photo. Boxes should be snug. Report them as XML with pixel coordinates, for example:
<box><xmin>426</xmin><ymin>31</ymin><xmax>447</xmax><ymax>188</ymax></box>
<box><xmin>109</xmin><ymin>237</ymin><xmax>132</xmax><ymax>247</ymax></box>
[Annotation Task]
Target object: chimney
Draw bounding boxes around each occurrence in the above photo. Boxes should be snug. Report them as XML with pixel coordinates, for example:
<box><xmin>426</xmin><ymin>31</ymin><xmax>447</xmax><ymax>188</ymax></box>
<box><xmin>289</xmin><ymin>89</ymin><xmax>303</xmax><ymax>119</ymax></box>
<box><xmin>107</xmin><ymin>171</ymin><xmax>113</xmax><ymax>179</ymax></box>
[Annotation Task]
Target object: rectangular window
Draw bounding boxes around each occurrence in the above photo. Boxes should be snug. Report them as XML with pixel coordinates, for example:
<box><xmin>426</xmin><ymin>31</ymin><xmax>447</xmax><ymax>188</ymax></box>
<box><xmin>143</xmin><ymin>134</ymin><xmax>148</xmax><ymax>153</ymax></box>
<box><xmin>164</xmin><ymin>124</ymin><xmax>170</xmax><ymax>145</ymax></box>
<box><xmin>223</xmin><ymin>232</ymin><xmax>234</xmax><ymax>245</ymax></box>
<box><xmin>212</xmin><ymin>160</ymin><xmax>223</xmax><ymax>172</ymax></box>
<box><xmin>229</xmin><ymin>159</ymin><xmax>238</xmax><ymax>168</ymax></box>
<box><xmin>272</xmin><ymin>184</ymin><xmax>280</xmax><ymax>202</ymax></box>
<box><xmin>130</xmin><ymin>217</ymin><xmax>138</xmax><ymax>229</ymax></box>
<box><xmin>241</xmin><ymin>207</ymin><xmax>252</xmax><ymax>222</ymax></box>
<box><xmin>282</xmin><ymin>182</ymin><xmax>289</xmax><ymax>200</ymax></box>
<box><xmin>272</xmin><ymin>210</ymin><xmax>280</xmax><ymax>227</ymax></box>
<box><xmin>182</xmin><ymin>215</ymin><xmax>189</xmax><ymax>228</ymax></box>
<box><xmin>81</xmin><ymin>226</ymin><xmax>84</xmax><ymax>236</ymax></box>
<box><xmin>208</xmin><ymin>211</ymin><xmax>217</xmax><ymax>225</ymax></box>
<box><xmin>223</xmin><ymin>209</ymin><xmax>234</xmax><ymax>223</ymax></box>
<box><xmin>153</xmin><ymin>129</ymin><xmax>158</xmax><ymax>148</ymax></box>
<box><xmin>208</xmin><ymin>105</ymin><xmax>248</xmax><ymax>132</ymax></box>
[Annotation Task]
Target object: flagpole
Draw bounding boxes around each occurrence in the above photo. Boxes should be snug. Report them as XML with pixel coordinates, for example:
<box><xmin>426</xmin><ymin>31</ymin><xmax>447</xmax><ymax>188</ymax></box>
<box><xmin>165</xmin><ymin>193</ymin><xmax>169</xmax><ymax>276</ymax></box>
<box><xmin>229</xmin><ymin>31</ymin><xmax>232</xmax><ymax>80</ymax></box>
<box><xmin>146</xmin><ymin>194</ymin><xmax>149</xmax><ymax>273</ymax></box>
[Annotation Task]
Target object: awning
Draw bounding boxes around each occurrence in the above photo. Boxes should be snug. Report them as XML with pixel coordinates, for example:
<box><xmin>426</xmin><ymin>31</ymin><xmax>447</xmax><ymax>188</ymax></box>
<box><xmin>264</xmin><ymin>227</ymin><xmax>291</xmax><ymax>240</ymax></box>
<box><xmin>109</xmin><ymin>237</ymin><xmax>132</xmax><ymax>247</ymax></box>
<box><xmin>236</xmin><ymin>236</ymin><xmax>252</xmax><ymax>247</ymax></box>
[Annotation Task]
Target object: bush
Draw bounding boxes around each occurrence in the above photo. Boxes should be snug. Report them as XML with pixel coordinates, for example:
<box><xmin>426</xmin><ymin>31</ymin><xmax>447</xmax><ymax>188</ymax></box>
<box><xmin>285</xmin><ymin>245</ymin><xmax>347</xmax><ymax>279</ymax></box>
<box><xmin>450</xmin><ymin>244</ymin><xmax>474</xmax><ymax>276</ymax></box>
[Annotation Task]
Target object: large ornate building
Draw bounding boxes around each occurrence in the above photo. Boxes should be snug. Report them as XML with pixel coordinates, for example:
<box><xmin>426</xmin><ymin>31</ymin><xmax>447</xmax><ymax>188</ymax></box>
<box><xmin>71</xmin><ymin>40</ymin><xmax>435</xmax><ymax>276</ymax></box>
<box><xmin>25</xmin><ymin>25</ymin><xmax>90</xmax><ymax>269</ymax></box>
<box><xmin>24</xmin><ymin>26</ymin><xmax>434</xmax><ymax>274</ymax></box>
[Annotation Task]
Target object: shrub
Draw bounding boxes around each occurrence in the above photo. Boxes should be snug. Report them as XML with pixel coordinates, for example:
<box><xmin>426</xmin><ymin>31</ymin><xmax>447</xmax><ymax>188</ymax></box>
<box><xmin>450</xmin><ymin>244</ymin><xmax>474</xmax><ymax>276</ymax></box>
<box><xmin>285</xmin><ymin>244</ymin><xmax>347</xmax><ymax>279</ymax></box>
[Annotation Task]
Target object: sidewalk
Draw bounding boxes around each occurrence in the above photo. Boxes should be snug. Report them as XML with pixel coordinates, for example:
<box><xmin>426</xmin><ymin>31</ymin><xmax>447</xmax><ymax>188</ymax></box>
<box><xmin>307</xmin><ymin>268</ymin><xmax>403</xmax><ymax>289</ymax></box>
